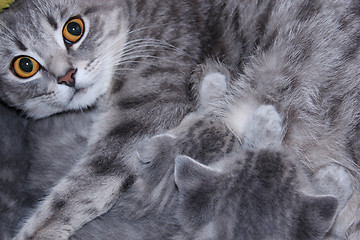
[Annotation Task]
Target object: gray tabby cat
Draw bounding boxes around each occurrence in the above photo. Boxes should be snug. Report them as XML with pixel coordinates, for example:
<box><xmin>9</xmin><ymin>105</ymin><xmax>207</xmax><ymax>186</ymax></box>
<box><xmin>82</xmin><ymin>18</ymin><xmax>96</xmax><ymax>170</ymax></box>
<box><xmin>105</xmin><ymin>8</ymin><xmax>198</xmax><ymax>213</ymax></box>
<box><xmin>73</xmin><ymin>71</ymin><xmax>341</xmax><ymax>240</ymax></box>
<box><xmin>0</xmin><ymin>0</ymin><xmax>359</xmax><ymax>239</ymax></box>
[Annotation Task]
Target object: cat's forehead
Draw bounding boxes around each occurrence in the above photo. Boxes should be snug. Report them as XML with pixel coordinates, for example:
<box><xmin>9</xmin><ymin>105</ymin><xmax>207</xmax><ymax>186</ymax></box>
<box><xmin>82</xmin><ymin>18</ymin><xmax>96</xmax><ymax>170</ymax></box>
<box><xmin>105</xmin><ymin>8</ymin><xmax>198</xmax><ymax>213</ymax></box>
<box><xmin>0</xmin><ymin>0</ymin><xmax>115</xmax><ymax>43</ymax></box>
<box><xmin>3</xmin><ymin>0</ymin><xmax>108</xmax><ymax>19</ymax></box>
<box><xmin>4</xmin><ymin>1</ymin><xmax>97</xmax><ymax>30</ymax></box>
<box><xmin>0</xmin><ymin>0</ymin><xmax>118</xmax><ymax>62</ymax></box>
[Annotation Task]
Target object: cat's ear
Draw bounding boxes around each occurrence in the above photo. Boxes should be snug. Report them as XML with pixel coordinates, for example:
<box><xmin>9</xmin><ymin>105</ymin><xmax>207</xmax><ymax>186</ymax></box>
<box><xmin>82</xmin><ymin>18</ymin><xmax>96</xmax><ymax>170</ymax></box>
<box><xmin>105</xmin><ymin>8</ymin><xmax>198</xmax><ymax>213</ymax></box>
<box><xmin>174</xmin><ymin>155</ymin><xmax>220</xmax><ymax>193</ymax></box>
<box><xmin>174</xmin><ymin>155</ymin><xmax>220</xmax><ymax>227</ymax></box>
<box><xmin>136</xmin><ymin>134</ymin><xmax>177</xmax><ymax>164</ymax></box>
<box><xmin>297</xmin><ymin>194</ymin><xmax>338</xmax><ymax>239</ymax></box>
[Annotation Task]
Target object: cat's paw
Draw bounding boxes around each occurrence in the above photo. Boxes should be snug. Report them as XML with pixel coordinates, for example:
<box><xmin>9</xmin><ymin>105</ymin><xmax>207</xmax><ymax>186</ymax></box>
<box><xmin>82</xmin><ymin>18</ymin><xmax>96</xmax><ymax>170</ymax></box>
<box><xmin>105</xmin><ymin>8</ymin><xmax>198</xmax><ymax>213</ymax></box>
<box><xmin>314</xmin><ymin>165</ymin><xmax>353</xmax><ymax>209</ymax></box>
<box><xmin>199</xmin><ymin>72</ymin><xmax>227</xmax><ymax>109</ymax></box>
<box><xmin>136</xmin><ymin>134</ymin><xmax>177</xmax><ymax>165</ymax></box>
<box><xmin>313</xmin><ymin>165</ymin><xmax>355</xmax><ymax>238</ymax></box>
<box><xmin>242</xmin><ymin>105</ymin><xmax>283</xmax><ymax>150</ymax></box>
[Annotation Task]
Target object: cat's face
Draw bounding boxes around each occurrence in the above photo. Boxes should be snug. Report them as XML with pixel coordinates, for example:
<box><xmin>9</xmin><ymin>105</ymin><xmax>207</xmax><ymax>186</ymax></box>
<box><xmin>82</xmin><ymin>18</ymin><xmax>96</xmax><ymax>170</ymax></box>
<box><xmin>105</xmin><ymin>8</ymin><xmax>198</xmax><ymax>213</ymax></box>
<box><xmin>174</xmin><ymin>152</ymin><xmax>338</xmax><ymax>240</ymax></box>
<box><xmin>0</xmin><ymin>0</ymin><xmax>128</xmax><ymax>118</ymax></box>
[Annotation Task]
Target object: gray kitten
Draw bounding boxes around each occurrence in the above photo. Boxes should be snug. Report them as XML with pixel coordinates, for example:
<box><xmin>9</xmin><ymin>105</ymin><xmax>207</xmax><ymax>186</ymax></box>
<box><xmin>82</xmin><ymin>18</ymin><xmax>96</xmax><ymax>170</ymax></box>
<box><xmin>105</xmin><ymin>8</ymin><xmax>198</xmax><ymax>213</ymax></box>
<box><xmin>0</xmin><ymin>0</ymin><xmax>359</xmax><ymax>239</ymax></box>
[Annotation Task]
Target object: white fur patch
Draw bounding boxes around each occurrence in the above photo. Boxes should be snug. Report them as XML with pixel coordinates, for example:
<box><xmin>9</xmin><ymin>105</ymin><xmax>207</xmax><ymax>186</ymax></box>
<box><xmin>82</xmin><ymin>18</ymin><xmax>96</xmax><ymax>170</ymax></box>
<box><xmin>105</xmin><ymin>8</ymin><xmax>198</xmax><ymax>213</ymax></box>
<box><xmin>224</xmin><ymin>98</ymin><xmax>259</xmax><ymax>137</ymax></box>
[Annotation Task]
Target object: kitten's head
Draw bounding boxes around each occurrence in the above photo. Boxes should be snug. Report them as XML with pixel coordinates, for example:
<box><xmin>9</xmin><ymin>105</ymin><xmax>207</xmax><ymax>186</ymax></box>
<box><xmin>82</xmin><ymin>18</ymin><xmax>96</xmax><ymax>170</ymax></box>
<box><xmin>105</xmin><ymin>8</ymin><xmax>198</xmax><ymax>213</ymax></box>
<box><xmin>175</xmin><ymin>151</ymin><xmax>338</xmax><ymax>240</ymax></box>
<box><xmin>0</xmin><ymin>0</ymin><xmax>128</xmax><ymax>118</ymax></box>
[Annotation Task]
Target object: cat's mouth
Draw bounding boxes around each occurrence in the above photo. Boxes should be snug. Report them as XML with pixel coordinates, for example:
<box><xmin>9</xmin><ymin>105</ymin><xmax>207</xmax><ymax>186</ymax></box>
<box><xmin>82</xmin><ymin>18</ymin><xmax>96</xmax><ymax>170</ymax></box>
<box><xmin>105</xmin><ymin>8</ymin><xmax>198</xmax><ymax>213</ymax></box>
<box><xmin>74</xmin><ymin>83</ymin><xmax>95</xmax><ymax>95</ymax></box>
<box><xmin>75</xmin><ymin>87</ymin><xmax>88</xmax><ymax>94</ymax></box>
<box><xmin>69</xmin><ymin>84</ymin><xmax>94</xmax><ymax>102</ymax></box>
<box><xmin>65</xmin><ymin>79</ymin><xmax>108</xmax><ymax>111</ymax></box>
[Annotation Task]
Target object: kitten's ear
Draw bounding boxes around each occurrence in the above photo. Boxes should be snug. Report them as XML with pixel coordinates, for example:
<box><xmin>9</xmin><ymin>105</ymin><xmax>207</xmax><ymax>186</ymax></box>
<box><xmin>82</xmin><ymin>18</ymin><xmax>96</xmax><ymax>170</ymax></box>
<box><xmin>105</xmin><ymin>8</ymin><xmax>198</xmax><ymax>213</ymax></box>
<box><xmin>297</xmin><ymin>194</ymin><xmax>338</xmax><ymax>239</ymax></box>
<box><xmin>136</xmin><ymin>134</ymin><xmax>177</xmax><ymax>164</ymax></box>
<box><xmin>175</xmin><ymin>155</ymin><xmax>220</xmax><ymax>227</ymax></box>
<box><xmin>174</xmin><ymin>155</ymin><xmax>220</xmax><ymax>193</ymax></box>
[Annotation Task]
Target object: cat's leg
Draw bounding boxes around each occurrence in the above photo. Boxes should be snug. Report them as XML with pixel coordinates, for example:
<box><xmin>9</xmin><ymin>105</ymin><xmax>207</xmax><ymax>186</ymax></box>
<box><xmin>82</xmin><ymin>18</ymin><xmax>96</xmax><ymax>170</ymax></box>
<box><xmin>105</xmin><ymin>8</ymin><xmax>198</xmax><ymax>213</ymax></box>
<box><xmin>13</xmin><ymin>105</ymin><xmax>183</xmax><ymax>239</ymax></box>
<box><xmin>14</xmin><ymin>157</ymin><xmax>132</xmax><ymax>240</ymax></box>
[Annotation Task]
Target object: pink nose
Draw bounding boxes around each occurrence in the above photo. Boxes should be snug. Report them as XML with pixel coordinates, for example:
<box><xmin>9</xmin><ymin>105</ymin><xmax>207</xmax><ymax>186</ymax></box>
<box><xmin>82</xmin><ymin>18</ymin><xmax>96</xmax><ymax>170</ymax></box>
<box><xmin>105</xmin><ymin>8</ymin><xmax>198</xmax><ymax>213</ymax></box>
<box><xmin>58</xmin><ymin>69</ymin><xmax>77</xmax><ymax>87</ymax></box>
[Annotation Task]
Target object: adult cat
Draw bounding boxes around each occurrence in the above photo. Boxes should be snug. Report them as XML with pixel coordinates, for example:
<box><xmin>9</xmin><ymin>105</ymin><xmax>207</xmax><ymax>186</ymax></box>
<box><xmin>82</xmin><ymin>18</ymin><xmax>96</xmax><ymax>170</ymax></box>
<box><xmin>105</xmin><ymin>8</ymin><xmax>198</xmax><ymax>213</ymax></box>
<box><xmin>0</xmin><ymin>0</ymin><xmax>359</xmax><ymax>239</ymax></box>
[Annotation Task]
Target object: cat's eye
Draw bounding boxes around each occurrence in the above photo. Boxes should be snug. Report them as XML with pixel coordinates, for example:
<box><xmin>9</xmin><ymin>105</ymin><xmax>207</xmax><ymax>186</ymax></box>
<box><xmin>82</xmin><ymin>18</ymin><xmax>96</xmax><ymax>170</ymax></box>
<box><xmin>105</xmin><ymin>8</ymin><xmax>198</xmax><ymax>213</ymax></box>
<box><xmin>12</xmin><ymin>56</ymin><xmax>40</xmax><ymax>79</ymax></box>
<box><xmin>63</xmin><ymin>17</ymin><xmax>85</xmax><ymax>44</ymax></box>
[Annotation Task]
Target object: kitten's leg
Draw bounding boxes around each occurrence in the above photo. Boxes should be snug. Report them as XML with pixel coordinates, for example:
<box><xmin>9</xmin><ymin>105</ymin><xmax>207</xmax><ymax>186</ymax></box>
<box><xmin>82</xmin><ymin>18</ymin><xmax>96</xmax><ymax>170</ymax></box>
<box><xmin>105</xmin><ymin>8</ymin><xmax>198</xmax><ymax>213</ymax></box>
<box><xmin>198</xmin><ymin>72</ymin><xmax>227</xmax><ymax>110</ymax></box>
<box><xmin>241</xmin><ymin>105</ymin><xmax>283</xmax><ymax>150</ymax></box>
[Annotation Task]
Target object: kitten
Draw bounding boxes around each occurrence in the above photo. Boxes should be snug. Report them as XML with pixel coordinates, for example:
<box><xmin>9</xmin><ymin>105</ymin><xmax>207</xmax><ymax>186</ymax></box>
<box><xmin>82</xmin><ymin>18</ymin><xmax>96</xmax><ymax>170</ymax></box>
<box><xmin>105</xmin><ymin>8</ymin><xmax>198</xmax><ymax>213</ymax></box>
<box><xmin>0</xmin><ymin>0</ymin><xmax>359</xmax><ymax>239</ymax></box>
<box><xmin>174</xmin><ymin>153</ymin><xmax>338</xmax><ymax>240</ymax></box>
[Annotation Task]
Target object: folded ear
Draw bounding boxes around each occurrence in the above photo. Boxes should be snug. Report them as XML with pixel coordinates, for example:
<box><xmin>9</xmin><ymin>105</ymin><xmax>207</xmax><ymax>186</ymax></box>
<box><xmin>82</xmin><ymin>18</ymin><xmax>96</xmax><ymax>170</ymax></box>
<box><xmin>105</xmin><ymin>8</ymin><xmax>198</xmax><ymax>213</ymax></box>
<box><xmin>136</xmin><ymin>134</ymin><xmax>177</xmax><ymax>164</ymax></box>
<box><xmin>174</xmin><ymin>155</ymin><xmax>220</xmax><ymax>194</ymax></box>
<box><xmin>297</xmin><ymin>194</ymin><xmax>338</xmax><ymax>239</ymax></box>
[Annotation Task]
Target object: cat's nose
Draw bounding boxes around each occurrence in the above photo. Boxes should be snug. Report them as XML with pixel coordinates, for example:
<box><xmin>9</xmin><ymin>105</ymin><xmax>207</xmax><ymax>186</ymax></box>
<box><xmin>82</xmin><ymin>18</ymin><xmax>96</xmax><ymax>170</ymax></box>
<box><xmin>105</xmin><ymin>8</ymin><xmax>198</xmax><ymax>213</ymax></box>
<box><xmin>58</xmin><ymin>69</ymin><xmax>77</xmax><ymax>88</ymax></box>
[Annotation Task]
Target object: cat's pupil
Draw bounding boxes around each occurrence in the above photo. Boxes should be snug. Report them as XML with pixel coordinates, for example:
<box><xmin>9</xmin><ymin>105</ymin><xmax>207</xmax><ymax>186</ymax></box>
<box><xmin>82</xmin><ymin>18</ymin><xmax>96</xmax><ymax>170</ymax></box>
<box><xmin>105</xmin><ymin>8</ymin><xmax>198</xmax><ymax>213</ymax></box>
<box><xmin>67</xmin><ymin>22</ymin><xmax>81</xmax><ymax>36</ymax></box>
<box><xmin>19</xmin><ymin>58</ymin><xmax>33</xmax><ymax>73</ymax></box>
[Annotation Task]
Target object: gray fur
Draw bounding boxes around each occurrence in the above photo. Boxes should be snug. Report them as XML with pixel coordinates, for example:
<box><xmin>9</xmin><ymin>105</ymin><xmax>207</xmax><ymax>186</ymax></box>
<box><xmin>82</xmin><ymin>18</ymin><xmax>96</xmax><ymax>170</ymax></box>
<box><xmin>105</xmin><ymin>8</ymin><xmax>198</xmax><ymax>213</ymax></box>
<box><xmin>0</xmin><ymin>0</ymin><xmax>359</xmax><ymax>239</ymax></box>
<box><xmin>73</xmin><ymin>73</ymin><xmax>339</xmax><ymax>240</ymax></box>
<box><xmin>174</xmin><ymin>153</ymin><xmax>337</xmax><ymax>240</ymax></box>
<box><xmin>0</xmin><ymin>103</ymin><xmax>29</xmax><ymax>240</ymax></box>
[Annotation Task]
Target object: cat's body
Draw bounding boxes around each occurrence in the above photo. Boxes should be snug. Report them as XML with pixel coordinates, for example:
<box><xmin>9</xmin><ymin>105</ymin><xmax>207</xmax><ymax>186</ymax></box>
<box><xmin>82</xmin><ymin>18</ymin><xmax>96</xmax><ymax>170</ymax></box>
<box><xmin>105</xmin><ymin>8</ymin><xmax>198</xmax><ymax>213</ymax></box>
<box><xmin>0</xmin><ymin>0</ymin><xmax>359</xmax><ymax>239</ymax></box>
<box><xmin>0</xmin><ymin>103</ymin><xmax>96</xmax><ymax>239</ymax></box>
<box><xmin>0</xmin><ymin>103</ymin><xmax>30</xmax><ymax>240</ymax></box>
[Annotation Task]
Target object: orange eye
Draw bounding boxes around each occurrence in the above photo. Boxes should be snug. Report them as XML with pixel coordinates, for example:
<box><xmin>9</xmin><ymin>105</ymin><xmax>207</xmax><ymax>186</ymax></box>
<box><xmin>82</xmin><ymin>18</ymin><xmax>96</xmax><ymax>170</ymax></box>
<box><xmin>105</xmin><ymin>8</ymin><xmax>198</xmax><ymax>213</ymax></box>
<box><xmin>63</xmin><ymin>17</ymin><xmax>85</xmax><ymax>44</ymax></box>
<box><xmin>12</xmin><ymin>56</ymin><xmax>40</xmax><ymax>78</ymax></box>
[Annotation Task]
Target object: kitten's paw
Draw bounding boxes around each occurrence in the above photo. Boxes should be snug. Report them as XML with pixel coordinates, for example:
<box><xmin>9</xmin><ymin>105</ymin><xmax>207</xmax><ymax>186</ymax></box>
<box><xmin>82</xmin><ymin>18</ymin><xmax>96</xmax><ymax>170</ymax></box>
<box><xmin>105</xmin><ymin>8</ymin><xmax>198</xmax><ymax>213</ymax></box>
<box><xmin>242</xmin><ymin>105</ymin><xmax>283</xmax><ymax>150</ymax></box>
<box><xmin>136</xmin><ymin>134</ymin><xmax>177</xmax><ymax>164</ymax></box>
<box><xmin>199</xmin><ymin>72</ymin><xmax>227</xmax><ymax>108</ymax></box>
<box><xmin>314</xmin><ymin>165</ymin><xmax>353</xmax><ymax>209</ymax></box>
<box><xmin>253</xmin><ymin>105</ymin><xmax>282</xmax><ymax>137</ymax></box>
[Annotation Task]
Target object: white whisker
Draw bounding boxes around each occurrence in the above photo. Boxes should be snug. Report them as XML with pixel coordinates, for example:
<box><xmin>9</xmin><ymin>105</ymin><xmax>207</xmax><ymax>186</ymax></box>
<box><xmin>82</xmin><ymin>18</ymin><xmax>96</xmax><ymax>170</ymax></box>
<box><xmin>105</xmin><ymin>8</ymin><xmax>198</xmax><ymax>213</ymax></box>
<box><xmin>0</xmin><ymin>20</ymin><xmax>20</xmax><ymax>41</ymax></box>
